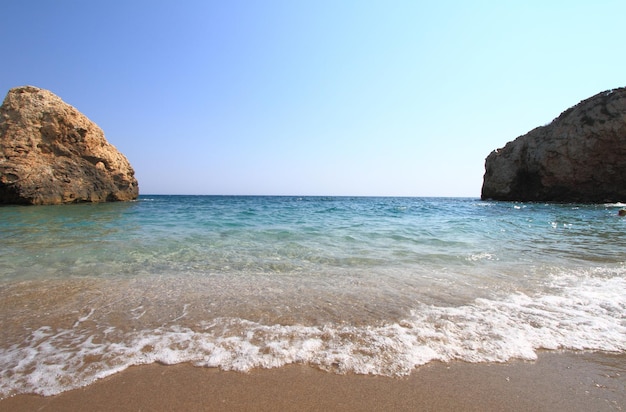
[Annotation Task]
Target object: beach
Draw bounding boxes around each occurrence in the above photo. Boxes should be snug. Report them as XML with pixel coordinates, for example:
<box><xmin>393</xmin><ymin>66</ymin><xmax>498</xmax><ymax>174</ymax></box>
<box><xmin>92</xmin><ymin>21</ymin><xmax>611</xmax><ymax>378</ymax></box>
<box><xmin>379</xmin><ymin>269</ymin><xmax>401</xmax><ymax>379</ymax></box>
<box><xmin>2</xmin><ymin>197</ymin><xmax>626</xmax><ymax>408</ymax></box>
<box><xmin>1</xmin><ymin>351</ymin><xmax>624</xmax><ymax>411</ymax></box>
<box><xmin>3</xmin><ymin>0</ymin><xmax>626</xmax><ymax>409</ymax></box>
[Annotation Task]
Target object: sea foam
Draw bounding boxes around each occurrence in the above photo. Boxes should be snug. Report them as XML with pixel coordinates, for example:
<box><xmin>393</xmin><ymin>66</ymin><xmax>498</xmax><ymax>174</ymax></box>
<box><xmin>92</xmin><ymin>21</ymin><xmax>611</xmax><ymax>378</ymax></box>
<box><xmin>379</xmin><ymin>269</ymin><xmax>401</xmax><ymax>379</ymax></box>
<box><xmin>1</xmin><ymin>270</ymin><xmax>624</xmax><ymax>398</ymax></box>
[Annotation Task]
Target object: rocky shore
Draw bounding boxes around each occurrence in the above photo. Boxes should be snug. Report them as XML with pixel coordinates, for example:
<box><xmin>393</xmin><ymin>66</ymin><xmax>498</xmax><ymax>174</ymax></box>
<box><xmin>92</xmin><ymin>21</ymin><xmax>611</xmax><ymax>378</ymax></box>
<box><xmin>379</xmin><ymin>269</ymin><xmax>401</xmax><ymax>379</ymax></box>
<box><xmin>0</xmin><ymin>86</ymin><xmax>138</xmax><ymax>205</ymax></box>
<box><xmin>482</xmin><ymin>88</ymin><xmax>626</xmax><ymax>202</ymax></box>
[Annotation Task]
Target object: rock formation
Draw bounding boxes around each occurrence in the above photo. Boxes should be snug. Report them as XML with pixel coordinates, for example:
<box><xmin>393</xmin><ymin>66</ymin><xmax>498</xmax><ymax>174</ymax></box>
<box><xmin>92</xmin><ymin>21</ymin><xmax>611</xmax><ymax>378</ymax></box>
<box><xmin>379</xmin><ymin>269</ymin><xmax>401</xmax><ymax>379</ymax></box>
<box><xmin>481</xmin><ymin>88</ymin><xmax>626</xmax><ymax>202</ymax></box>
<box><xmin>0</xmin><ymin>86</ymin><xmax>138</xmax><ymax>205</ymax></box>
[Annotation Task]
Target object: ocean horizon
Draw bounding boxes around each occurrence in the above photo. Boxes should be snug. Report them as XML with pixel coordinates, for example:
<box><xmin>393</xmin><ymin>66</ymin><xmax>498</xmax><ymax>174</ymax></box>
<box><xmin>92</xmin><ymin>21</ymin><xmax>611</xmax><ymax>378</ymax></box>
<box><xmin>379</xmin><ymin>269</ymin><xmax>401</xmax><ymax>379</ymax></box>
<box><xmin>1</xmin><ymin>195</ymin><xmax>625</xmax><ymax>398</ymax></box>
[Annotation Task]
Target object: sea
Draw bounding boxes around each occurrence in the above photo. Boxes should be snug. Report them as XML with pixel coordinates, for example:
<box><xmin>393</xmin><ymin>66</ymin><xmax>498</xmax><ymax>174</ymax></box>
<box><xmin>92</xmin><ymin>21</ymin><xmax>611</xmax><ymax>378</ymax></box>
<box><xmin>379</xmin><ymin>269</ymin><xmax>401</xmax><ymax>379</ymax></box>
<box><xmin>1</xmin><ymin>195</ymin><xmax>625</xmax><ymax>398</ymax></box>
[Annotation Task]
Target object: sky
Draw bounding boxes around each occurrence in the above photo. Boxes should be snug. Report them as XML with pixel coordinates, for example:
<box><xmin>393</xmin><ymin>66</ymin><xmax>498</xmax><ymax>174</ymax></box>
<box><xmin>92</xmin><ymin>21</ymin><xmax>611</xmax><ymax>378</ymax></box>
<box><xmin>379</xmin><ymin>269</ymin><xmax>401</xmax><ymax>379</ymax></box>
<box><xmin>2</xmin><ymin>1</ymin><xmax>625</xmax><ymax>197</ymax></box>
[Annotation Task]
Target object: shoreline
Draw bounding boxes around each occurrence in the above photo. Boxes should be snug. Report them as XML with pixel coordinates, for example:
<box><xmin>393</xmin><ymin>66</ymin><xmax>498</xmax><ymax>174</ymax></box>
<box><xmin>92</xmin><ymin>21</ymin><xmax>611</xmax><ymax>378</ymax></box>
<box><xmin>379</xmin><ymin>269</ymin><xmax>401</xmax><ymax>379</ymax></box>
<box><xmin>1</xmin><ymin>351</ymin><xmax>624</xmax><ymax>411</ymax></box>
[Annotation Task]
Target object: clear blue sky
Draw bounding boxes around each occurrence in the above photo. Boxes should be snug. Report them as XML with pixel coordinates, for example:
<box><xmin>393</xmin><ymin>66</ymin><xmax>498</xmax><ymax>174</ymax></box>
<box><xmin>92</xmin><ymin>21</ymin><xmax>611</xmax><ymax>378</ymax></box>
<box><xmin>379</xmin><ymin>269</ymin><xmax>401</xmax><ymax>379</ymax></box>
<box><xmin>2</xmin><ymin>1</ymin><xmax>625</xmax><ymax>196</ymax></box>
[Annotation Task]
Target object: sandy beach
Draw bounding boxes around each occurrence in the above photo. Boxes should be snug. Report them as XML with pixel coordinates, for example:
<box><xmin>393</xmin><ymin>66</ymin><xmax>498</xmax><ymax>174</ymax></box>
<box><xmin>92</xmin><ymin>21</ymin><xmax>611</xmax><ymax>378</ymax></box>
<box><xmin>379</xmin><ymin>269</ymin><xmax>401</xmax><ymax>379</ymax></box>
<box><xmin>1</xmin><ymin>351</ymin><xmax>624</xmax><ymax>411</ymax></box>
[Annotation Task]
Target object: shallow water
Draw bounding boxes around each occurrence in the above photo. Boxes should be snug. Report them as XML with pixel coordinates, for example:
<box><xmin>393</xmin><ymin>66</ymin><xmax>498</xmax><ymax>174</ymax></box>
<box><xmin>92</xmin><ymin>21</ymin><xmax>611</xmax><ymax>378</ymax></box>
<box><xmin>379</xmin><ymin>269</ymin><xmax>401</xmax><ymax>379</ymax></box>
<box><xmin>1</xmin><ymin>196</ymin><xmax>625</xmax><ymax>397</ymax></box>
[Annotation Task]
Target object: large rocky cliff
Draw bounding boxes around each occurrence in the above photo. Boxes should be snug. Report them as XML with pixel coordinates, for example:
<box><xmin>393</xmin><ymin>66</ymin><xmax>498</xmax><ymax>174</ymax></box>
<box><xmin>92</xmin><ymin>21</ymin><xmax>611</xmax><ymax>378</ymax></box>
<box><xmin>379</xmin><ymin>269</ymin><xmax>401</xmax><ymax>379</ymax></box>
<box><xmin>481</xmin><ymin>88</ymin><xmax>626</xmax><ymax>202</ymax></box>
<box><xmin>0</xmin><ymin>86</ymin><xmax>138</xmax><ymax>205</ymax></box>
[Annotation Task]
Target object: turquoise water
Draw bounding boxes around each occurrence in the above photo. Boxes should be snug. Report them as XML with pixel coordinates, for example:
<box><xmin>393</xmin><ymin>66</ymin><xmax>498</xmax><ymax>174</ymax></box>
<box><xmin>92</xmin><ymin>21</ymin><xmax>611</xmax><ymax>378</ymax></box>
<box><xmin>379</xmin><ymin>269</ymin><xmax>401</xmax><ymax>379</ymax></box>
<box><xmin>1</xmin><ymin>196</ymin><xmax>625</xmax><ymax>397</ymax></box>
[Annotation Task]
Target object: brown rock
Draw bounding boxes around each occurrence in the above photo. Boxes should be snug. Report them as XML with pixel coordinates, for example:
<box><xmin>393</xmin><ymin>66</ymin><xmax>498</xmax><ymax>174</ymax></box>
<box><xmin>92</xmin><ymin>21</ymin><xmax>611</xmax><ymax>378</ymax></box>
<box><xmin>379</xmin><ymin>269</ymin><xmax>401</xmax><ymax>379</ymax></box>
<box><xmin>481</xmin><ymin>88</ymin><xmax>626</xmax><ymax>202</ymax></box>
<box><xmin>0</xmin><ymin>86</ymin><xmax>138</xmax><ymax>205</ymax></box>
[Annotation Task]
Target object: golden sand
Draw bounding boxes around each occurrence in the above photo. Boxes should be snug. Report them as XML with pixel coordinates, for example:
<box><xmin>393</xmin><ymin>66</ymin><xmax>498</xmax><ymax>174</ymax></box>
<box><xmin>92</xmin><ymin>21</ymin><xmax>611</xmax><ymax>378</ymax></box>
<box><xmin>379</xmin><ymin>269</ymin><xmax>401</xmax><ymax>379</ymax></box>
<box><xmin>1</xmin><ymin>352</ymin><xmax>624</xmax><ymax>412</ymax></box>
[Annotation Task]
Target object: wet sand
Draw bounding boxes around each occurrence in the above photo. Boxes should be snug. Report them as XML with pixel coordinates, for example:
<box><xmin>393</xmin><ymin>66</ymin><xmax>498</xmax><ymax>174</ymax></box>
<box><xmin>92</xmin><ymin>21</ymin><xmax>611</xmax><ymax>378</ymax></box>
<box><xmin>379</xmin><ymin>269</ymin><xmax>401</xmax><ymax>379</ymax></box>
<box><xmin>1</xmin><ymin>352</ymin><xmax>624</xmax><ymax>411</ymax></box>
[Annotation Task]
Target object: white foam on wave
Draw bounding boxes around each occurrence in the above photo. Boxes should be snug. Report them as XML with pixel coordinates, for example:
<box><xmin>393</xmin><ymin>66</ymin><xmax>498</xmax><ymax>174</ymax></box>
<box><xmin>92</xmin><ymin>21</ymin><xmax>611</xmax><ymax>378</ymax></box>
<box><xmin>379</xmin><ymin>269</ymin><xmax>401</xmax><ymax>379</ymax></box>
<box><xmin>466</xmin><ymin>252</ymin><xmax>496</xmax><ymax>262</ymax></box>
<box><xmin>1</xmin><ymin>270</ymin><xmax>625</xmax><ymax>398</ymax></box>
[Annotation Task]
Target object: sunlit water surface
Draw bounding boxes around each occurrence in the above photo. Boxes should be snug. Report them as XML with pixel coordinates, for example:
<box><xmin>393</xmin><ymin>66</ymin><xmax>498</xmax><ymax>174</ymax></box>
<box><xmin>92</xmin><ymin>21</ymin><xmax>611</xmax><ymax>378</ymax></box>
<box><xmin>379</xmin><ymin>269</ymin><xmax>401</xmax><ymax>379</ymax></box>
<box><xmin>1</xmin><ymin>196</ymin><xmax>625</xmax><ymax>397</ymax></box>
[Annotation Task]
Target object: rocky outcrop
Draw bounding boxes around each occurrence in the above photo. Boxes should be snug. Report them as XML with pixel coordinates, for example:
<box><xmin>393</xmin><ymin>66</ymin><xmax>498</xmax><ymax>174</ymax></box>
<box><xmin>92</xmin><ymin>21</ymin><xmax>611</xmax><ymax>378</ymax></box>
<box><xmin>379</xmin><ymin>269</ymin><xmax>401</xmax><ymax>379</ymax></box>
<box><xmin>0</xmin><ymin>86</ymin><xmax>138</xmax><ymax>205</ymax></box>
<box><xmin>481</xmin><ymin>88</ymin><xmax>626</xmax><ymax>202</ymax></box>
